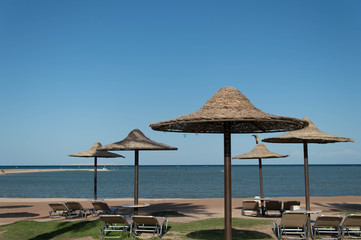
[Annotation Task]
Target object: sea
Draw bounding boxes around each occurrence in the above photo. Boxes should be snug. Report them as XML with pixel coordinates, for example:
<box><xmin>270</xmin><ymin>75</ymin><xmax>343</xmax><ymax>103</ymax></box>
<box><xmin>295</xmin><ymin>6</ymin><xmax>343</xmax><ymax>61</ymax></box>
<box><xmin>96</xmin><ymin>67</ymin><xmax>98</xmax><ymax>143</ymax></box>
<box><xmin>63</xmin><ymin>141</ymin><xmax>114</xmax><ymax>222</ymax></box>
<box><xmin>0</xmin><ymin>165</ymin><xmax>360</xmax><ymax>199</ymax></box>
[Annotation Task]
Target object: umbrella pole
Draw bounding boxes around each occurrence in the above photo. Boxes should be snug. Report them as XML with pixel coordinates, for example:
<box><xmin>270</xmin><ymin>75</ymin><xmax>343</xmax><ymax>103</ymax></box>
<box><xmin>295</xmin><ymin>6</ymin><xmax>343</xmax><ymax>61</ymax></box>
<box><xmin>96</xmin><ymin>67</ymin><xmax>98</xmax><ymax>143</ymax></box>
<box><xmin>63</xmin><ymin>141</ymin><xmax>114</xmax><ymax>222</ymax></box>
<box><xmin>224</xmin><ymin>122</ymin><xmax>232</xmax><ymax>240</ymax></box>
<box><xmin>94</xmin><ymin>157</ymin><xmax>97</xmax><ymax>200</ymax></box>
<box><xmin>258</xmin><ymin>158</ymin><xmax>264</xmax><ymax>198</ymax></box>
<box><xmin>134</xmin><ymin>150</ymin><xmax>139</xmax><ymax>215</ymax></box>
<box><xmin>303</xmin><ymin>142</ymin><xmax>311</xmax><ymax>238</ymax></box>
<box><xmin>258</xmin><ymin>158</ymin><xmax>265</xmax><ymax>216</ymax></box>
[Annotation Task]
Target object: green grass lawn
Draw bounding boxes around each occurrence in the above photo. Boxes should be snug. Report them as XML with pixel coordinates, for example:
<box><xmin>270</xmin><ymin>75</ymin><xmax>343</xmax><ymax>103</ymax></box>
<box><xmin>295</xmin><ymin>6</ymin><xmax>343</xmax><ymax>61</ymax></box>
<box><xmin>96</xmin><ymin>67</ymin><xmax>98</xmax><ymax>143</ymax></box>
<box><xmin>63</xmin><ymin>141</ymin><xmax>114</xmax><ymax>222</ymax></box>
<box><xmin>0</xmin><ymin>218</ymin><xmax>273</xmax><ymax>240</ymax></box>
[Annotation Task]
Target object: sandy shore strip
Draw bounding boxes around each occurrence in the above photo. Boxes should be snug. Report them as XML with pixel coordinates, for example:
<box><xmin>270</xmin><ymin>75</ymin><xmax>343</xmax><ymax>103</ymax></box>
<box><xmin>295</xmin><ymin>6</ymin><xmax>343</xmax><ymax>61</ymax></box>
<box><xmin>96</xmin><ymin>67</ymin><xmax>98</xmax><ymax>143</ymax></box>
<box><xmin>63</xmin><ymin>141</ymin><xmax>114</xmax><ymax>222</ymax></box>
<box><xmin>0</xmin><ymin>168</ymin><xmax>110</xmax><ymax>175</ymax></box>
<box><xmin>0</xmin><ymin>196</ymin><xmax>361</xmax><ymax>226</ymax></box>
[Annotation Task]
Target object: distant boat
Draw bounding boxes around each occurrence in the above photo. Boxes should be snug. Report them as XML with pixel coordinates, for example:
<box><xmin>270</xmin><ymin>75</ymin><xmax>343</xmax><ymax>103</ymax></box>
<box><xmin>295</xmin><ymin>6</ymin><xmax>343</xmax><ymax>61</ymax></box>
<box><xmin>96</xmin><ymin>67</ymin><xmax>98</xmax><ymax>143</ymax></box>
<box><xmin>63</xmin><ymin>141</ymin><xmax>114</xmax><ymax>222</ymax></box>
<box><xmin>220</xmin><ymin>169</ymin><xmax>224</xmax><ymax>173</ymax></box>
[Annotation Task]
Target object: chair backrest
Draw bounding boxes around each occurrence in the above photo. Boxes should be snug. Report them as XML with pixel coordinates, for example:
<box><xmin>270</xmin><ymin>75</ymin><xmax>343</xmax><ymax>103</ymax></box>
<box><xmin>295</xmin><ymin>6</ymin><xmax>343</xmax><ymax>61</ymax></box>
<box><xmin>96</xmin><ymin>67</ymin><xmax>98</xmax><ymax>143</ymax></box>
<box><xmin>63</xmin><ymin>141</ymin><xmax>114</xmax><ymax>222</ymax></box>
<box><xmin>281</xmin><ymin>211</ymin><xmax>307</xmax><ymax>228</ymax></box>
<box><xmin>92</xmin><ymin>201</ymin><xmax>110</xmax><ymax>211</ymax></box>
<box><xmin>132</xmin><ymin>216</ymin><xmax>158</xmax><ymax>225</ymax></box>
<box><xmin>65</xmin><ymin>201</ymin><xmax>83</xmax><ymax>211</ymax></box>
<box><xmin>266</xmin><ymin>200</ymin><xmax>282</xmax><ymax>210</ymax></box>
<box><xmin>342</xmin><ymin>214</ymin><xmax>361</xmax><ymax>228</ymax></box>
<box><xmin>100</xmin><ymin>215</ymin><xmax>127</xmax><ymax>225</ymax></box>
<box><xmin>315</xmin><ymin>215</ymin><xmax>343</xmax><ymax>227</ymax></box>
<box><xmin>49</xmin><ymin>202</ymin><xmax>68</xmax><ymax>211</ymax></box>
<box><xmin>283</xmin><ymin>201</ymin><xmax>301</xmax><ymax>211</ymax></box>
<box><xmin>243</xmin><ymin>200</ymin><xmax>259</xmax><ymax>211</ymax></box>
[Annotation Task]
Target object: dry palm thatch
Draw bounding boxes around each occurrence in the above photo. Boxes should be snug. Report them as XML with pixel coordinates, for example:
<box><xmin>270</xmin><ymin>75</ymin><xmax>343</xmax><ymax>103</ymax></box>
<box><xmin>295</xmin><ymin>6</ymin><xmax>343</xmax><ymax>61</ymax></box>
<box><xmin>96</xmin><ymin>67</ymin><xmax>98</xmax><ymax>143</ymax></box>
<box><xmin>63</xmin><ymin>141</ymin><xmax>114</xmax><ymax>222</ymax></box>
<box><xmin>100</xmin><ymin>129</ymin><xmax>177</xmax><ymax>151</ymax></box>
<box><xmin>232</xmin><ymin>143</ymin><xmax>288</xmax><ymax>159</ymax></box>
<box><xmin>150</xmin><ymin>87</ymin><xmax>308</xmax><ymax>133</ymax></box>
<box><xmin>262</xmin><ymin>117</ymin><xmax>354</xmax><ymax>144</ymax></box>
<box><xmin>69</xmin><ymin>142</ymin><xmax>125</xmax><ymax>158</ymax></box>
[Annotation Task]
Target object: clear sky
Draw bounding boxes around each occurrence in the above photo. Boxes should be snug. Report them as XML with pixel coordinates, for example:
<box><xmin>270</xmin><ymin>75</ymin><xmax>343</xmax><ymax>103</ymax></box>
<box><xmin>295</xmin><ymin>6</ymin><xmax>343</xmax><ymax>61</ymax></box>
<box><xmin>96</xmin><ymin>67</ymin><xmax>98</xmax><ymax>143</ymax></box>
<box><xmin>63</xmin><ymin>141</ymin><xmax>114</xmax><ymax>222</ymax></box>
<box><xmin>0</xmin><ymin>0</ymin><xmax>360</xmax><ymax>166</ymax></box>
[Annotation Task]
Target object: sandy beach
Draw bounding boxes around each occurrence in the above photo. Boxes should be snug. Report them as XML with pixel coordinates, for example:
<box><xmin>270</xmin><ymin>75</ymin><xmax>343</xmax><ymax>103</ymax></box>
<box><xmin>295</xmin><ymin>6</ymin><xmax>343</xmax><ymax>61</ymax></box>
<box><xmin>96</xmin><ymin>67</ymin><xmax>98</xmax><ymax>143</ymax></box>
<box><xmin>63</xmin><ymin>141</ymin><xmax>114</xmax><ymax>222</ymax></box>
<box><xmin>0</xmin><ymin>196</ymin><xmax>360</xmax><ymax>239</ymax></box>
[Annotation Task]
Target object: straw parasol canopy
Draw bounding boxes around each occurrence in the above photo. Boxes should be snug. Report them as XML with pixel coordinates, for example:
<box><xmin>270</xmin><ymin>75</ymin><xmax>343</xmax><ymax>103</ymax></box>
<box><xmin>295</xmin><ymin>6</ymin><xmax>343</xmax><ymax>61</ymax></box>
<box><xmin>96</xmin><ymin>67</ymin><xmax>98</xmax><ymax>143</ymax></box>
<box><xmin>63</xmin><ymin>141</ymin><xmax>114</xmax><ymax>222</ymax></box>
<box><xmin>69</xmin><ymin>142</ymin><xmax>125</xmax><ymax>200</ymax></box>
<box><xmin>100</xmin><ymin>129</ymin><xmax>177</xmax><ymax>214</ymax></box>
<box><xmin>233</xmin><ymin>143</ymin><xmax>288</xmax><ymax>159</ymax></box>
<box><xmin>150</xmin><ymin>87</ymin><xmax>307</xmax><ymax>133</ymax></box>
<box><xmin>69</xmin><ymin>142</ymin><xmax>125</xmax><ymax>158</ymax></box>
<box><xmin>262</xmin><ymin>117</ymin><xmax>354</xmax><ymax>144</ymax></box>
<box><xmin>263</xmin><ymin>117</ymin><xmax>354</xmax><ymax>236</ymax></box>
<box><xmin>150</xmin><ymin>87</ymin><xmax>307</xmax><ymax>240</ymax></box>
<box><xmin>100</xmin><ymin>129</ymin><xmax>178</xmax><ymax>151</ymax></box>
<box><xmin>233</xmin><ymin>143</ymin><xmax>288</xmax><ymax>213</ymax></box>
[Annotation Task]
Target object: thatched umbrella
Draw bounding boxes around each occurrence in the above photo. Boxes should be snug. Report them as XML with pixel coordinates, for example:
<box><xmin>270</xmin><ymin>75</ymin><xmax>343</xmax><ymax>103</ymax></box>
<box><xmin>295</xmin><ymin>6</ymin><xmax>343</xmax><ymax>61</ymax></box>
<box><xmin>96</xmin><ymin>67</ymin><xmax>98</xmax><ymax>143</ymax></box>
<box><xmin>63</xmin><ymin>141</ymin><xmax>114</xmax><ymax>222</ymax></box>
<box><xmin>150</xmin><ymin>87</ymin><xmax>307</xmax><ymax>240</ymax></box>
<box><xmin>69</xmin><ymin>142</ymin><xmax>125</xmax><ymax>200</ymax></box>
<box><xmin>232</xmin><ymin>143</ymin><xmax>288</xmax><ymax>198</ymax></box>
<box><xmin>232</xmin><ymin>142</ymin><xmax>288</xmax><ymax>216</ymax></box>
<box><xmin>100</xmin><ymin>129</ymin><xmax>177</xmax><ymax>214</ymax></box>
<box><xmin>263</xmin><ymin>117</ymin><xmax>354</xmax><ymax>236</ymax></box>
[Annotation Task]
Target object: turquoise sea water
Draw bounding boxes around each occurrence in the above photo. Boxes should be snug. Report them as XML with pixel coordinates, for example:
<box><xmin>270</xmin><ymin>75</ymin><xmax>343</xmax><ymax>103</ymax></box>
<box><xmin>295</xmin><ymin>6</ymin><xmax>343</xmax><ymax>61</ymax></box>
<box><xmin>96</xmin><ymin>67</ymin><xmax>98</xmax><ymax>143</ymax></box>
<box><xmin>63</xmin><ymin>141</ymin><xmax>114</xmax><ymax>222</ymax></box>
<box><xmin>0</xmin><ymin>165</ymin><xmax>360</xmax><ymax>198</ymax></box>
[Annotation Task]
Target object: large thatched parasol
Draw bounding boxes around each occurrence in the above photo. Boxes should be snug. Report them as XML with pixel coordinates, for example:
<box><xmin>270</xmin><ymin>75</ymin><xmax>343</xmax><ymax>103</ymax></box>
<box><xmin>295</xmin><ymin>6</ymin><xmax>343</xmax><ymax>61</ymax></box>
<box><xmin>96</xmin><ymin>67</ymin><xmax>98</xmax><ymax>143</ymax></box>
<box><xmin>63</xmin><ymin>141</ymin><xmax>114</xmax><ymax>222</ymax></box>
<box><xmin>69</xmin><ymin>142</ymin><xmax>125</xmax><ymax>200</ymax></box>
<box><xmin>150</xmin><ymin>87</ymin><xmax>307</xmax><ymax>240</ymax></box>
<box><xmin>263</xmin><ymin>117</ymin><xmax>354</xmax><ymax>236</ymax></box>
<box><xmin>100</xmin><ymin>129</ymin><xmax>177</xmax><ymax>214</ymax></box>
<box><xmin>232</xmin><ymin>143</ymin><xmax>288</xmax><ymax>198</ymax></box>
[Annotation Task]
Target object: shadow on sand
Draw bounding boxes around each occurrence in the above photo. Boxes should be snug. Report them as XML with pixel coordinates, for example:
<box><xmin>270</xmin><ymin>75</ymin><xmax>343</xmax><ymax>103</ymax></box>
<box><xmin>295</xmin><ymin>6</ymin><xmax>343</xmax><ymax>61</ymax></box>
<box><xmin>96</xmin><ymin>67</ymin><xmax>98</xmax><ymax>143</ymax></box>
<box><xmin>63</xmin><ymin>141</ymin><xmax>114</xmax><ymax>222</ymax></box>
<box><xmin>118</xmin><ymin>202</ymin><xmax>212</xmax><ymax>218</ymax></box>
<box><xmin>0</xmin><ymin>212</ymin><xmax>39</xmax><ymax>218</ymax></box>
<box><xmin>186</xmin><ymin>229</ymin><xmax>273</xmax><ymax>240</ymax></box>
<box><xmin>0</xmin><ymin>205</ymin><xmax>33</xmax><ymax>209</ymax></box>
<box><xmin>314</xmin><ymin>202</ymin><xmax>361</xmax><ymax>213</ymax></box>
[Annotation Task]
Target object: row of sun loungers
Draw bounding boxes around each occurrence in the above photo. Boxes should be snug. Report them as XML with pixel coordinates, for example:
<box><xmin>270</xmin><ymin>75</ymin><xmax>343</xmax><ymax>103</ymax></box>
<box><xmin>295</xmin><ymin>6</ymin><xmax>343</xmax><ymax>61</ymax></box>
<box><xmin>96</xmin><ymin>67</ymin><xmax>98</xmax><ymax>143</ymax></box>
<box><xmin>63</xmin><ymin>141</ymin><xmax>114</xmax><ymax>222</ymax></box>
<box><xmin>100</xmin><ymin>214</ymin><xmax>168</xmax><ymax>239</ymax></box>
<box><xmin>273</xmin><ymin>212</ymin><xmax>361</xmax><ymax>240</ymax></box>
<box><xmin>48</xmin><ymin>201</ymin><xmax>118</xmax><ymax>218</ymax></box>
<box><xmin>242</xmin><ymin>200</ymin><xmax>301</xmax><ymax>216</ymax></box>
<box><xmin>48</xmin><ymin>201</ymin><xmax>168</xmax><ymax>239</ymax></box>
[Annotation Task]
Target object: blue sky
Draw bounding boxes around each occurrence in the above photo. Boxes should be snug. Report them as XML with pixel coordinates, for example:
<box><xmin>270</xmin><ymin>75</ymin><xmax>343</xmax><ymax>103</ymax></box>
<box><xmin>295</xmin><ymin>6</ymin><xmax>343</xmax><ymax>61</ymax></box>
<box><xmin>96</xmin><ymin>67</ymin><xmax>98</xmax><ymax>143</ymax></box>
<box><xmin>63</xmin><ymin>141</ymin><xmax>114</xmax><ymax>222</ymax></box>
<box><xmin>0</xmin><ymin>0</ymin><xmax>360</xmax><ymax>166</ymax></box>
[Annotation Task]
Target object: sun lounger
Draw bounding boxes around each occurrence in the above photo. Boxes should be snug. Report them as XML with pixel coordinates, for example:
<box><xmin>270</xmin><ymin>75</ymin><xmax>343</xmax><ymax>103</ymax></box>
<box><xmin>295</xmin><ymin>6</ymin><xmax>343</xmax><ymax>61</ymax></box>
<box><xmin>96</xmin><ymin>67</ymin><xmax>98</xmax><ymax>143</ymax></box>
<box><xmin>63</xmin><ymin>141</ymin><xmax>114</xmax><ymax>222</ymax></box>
<box><xmin>284</xmin><ymin>201</ymin><xmax>301</xmax><ymax>212</ymax></box>
<box><xmin>48</xmin><ymin>202</ymin><xmax>69</xmax><ymax>218</ymax></box>
<box><xmin>242</xmin><ymin>200</ymin><xmax>260</xmax><ymax>216</ymax></box>
<box><xmin>100</xmin><ymin>215</ymin><xmax>132</xmax><ymax>239</ymax></box>
<box><xmin>265</xmin><ymin>200</ymin><xmax>282</xmax><ymax>216</ymax></box>
<box><xmin>341</xmin><ymin>214</ymin><xmax>361</xmax><ymax>239</ymax></box>
<box><xmin>64</xmin><ymin>201</ymin><xmax>90</xmax><ymax>218</ymax></box>
<box><xmin>312</xmin><ymin>215</ymin><xmax>343</xmax><ymax>239</ymax></box>
<box><xmin>131</xmin><ymin>215</ymin><xmax>168</xmax><ymax>239</ymax></box>
<box><xmin>92</xmin><ymin>201</ymin><xmax>119</xmax><ymax>216</ymax></box>
<box><xmin>273</xmin><ymin>211</ymin><xmax>308</xmax><ymax>240</ymax></box>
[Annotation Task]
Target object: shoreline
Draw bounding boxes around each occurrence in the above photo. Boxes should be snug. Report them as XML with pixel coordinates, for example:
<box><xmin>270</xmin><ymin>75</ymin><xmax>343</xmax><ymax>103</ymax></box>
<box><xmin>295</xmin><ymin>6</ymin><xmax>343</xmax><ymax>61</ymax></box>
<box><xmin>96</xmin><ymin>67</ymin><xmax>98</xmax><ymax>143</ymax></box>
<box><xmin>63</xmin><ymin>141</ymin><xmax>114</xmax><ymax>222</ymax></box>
<box><xmin>0</xmin><ymin>168</ymin><xmax>110</xmax><ymax>175</ymax></box>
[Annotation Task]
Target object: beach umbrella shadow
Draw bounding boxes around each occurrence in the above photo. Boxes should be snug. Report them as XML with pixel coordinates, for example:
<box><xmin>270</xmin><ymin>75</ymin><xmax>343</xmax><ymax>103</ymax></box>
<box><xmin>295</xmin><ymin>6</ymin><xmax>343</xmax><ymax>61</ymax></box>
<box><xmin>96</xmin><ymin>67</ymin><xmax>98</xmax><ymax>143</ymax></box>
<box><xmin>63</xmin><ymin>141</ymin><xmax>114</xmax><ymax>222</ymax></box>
<box><xmin>186</xmin><ymin>229</ymin><xmax>273</xmax><ymax>240</ymax></box>
<box><xmin>0</xmin><ymin>212</ymin><xmax>39</xmax><ymax>218</ymax></box>
<box><xmin>28</xmin><ymin>221</ymin><xmax>99</xmax><ymax>240</ymax></box>
<box><xmin>69</xmin><ymin>142</ymin><xmax>124</xmax><ymax>200</ymax></box>
<box><xmin>150</xmin><ymin>87</ymin><xmax>307</xmax><ymax>240</ymax></box>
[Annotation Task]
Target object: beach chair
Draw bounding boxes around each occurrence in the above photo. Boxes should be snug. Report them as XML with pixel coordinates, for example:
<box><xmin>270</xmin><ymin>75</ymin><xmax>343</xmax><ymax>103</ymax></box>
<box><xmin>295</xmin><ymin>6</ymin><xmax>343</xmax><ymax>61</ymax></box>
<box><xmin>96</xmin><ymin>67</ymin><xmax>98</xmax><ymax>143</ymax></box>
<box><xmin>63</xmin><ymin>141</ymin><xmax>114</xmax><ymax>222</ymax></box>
<box><xmin>273</xmin><ymin>211</ymin><xmax>308</xmax><ymax>240</ymax></box>
<box><xmin>131</xmin><ymin>215</ymin><xmax>168</xmax><ymax>239</ymax></box>
<box><xmin>242</xmin><ymin>200</ymin><xmax>260</xmax><ymax>216</ymax></box>
<box><xmin>312</xmin><ymin>215</ymin><xmax>343</xmax><ymax>239</ymax></box>
<box><xmin>64</xmin><ymin>201</ymin><xmax>90</xmax><ymax>218</ymax></box>
<box><xmin>92</xmin><ymin>201</ymin><xmax>119</xmax><ymax>216</ymax></box>
<box><xmin>341</xmin><ymin>214</ymin><xmax>361</xmax><ymax>239</ymax></box>
<box><xmin>284</xmin><ymin>201</ymin><xmax>301</xmax><ymax>212</ymax></box>
<box><xmin>48</xmin><ymin>202</ymin><xmax>69</xmax><ymax>218</ymax></box>
<box><xmin>100</xmin><ymin>215</ymin><xmax>132</xmax><ymax>239</ymax></box>
<box><xmin>265</xmin><ymin>200</ymin><xmax>282</xmax><ymax>216</ymax></box>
